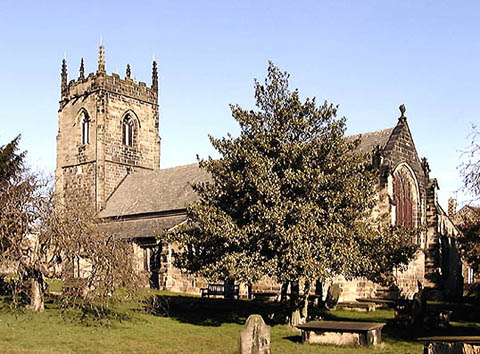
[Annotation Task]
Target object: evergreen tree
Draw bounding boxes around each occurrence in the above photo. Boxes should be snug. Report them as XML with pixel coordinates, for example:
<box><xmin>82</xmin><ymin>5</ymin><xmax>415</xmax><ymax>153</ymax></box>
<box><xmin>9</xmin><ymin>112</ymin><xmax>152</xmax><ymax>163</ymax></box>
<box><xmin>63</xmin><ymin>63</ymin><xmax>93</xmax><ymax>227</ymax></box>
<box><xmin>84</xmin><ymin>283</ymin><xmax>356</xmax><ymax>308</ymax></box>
<box><xmin>0</xmin><ymin>135</ymin><xmax>25</xmax><ymax>184</ymax></box>
<box><xmin>0</xmin><ymin>135</ymin><xmax>47</xmax><ymax>310</ymax></box>
<box><xmin>168</xmin><ymin>63</ymin><xmax>417</xmax><ymax>323</ymax></box>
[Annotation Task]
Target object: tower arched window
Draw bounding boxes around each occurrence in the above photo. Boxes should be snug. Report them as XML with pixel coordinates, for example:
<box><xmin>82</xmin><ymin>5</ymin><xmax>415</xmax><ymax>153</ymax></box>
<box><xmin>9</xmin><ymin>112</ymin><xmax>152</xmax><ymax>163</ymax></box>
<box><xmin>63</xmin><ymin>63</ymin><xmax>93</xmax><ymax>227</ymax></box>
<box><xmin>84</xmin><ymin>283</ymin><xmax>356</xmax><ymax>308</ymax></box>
<box><xmin>81</xmin><ymin>112</ymin><xmax>90</xmax><ymax>145</ymax></box>
<box><xmin>122</xmin><ymin>115</ymin><xmax>134</xmax><ymax>147</ymax></box>
<box><xmin>393</xmin><ymin>167</ymin><xmax>415</xmax><ymax>227</ymax></box>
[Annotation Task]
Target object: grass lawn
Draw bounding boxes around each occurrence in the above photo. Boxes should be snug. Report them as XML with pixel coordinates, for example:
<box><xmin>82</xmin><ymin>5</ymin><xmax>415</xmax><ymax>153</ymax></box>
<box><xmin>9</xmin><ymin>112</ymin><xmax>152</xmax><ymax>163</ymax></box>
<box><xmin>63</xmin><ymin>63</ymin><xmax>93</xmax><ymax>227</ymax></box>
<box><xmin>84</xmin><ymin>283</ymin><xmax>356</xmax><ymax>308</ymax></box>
<box><xmin>0</xmin><ymin>291</ymin><xmax>478</xmax><ymax>354</ymax></box>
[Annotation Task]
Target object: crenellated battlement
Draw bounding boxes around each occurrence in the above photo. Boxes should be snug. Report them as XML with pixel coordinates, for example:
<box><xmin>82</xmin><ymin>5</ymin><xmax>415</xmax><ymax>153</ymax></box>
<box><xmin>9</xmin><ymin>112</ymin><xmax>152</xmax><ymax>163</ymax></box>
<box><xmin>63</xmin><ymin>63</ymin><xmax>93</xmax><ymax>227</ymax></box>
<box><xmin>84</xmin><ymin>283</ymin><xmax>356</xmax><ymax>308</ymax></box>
<box><xmin>56</xmin><ymin>44</ymin><xmax>161</xmax><ymax>211</ymax></box>
<box><xmin>59</xmin><ymin>45</ymin><xmax>158</xmax><ymax>110</ymax></box>
<box><xmin>60</xmin><ymin>71</ymin><xmax>158</xmax><ymax>109</ymax></box>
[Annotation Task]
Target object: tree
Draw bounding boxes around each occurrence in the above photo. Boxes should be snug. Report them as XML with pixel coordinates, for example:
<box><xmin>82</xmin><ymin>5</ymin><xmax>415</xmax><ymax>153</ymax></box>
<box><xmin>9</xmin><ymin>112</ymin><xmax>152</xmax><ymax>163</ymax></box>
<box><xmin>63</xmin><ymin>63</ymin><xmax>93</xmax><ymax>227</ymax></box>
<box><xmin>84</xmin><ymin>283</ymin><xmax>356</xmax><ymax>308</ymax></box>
<box><xmin>456</xmin><ymin>215</ymin><xmax>480</xmax><ymax>275</ymax></box>
<box><xmin>0</xmin><ymin>135</ymin><xmax>139</xmax><ymax>315</ymax></box>
<box><xmin>460</xmin><ymin>125</ymin><xmax>480</xmax><ymax>200</ymax></box>
<box><xmin>0</xmin><ymin>135</ymin><xmax>48</xmax><ymax>310</ymax></box>
<box><xmin>457</xmin><ymin>125</ymin><xmax>480</xmax><ymax>276</ymax></box>
<box><xmin>46</xmin><ymin>200</ymin><xmax>140</xmax><ymax>312</ymax></box>
<box><xmin>167</xmin><ymin>63</ymin><xmax>418</xmax><ymax>324</ymax></box>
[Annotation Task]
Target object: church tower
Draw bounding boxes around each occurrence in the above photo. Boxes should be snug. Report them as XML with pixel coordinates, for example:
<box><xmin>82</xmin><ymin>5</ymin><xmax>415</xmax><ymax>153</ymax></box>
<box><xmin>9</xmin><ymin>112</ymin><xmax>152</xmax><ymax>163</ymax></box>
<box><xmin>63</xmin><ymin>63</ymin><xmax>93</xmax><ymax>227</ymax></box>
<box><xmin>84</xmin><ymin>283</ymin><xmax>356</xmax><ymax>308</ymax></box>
<box><xmin>55</xmin><ymin>45</ymin><xmax>161</xmax><ymax>210</ymax></box>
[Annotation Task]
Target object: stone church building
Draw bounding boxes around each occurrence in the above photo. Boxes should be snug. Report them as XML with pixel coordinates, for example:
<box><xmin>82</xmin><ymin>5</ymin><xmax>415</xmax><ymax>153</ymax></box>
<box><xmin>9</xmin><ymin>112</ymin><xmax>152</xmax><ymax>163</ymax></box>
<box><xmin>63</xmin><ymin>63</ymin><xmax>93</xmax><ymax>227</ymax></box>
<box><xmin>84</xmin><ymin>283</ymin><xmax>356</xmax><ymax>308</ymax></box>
<box><xmin>55</xmin><ymin>46</ymin><xmax>463</xmax><ymax>301</ymax></box>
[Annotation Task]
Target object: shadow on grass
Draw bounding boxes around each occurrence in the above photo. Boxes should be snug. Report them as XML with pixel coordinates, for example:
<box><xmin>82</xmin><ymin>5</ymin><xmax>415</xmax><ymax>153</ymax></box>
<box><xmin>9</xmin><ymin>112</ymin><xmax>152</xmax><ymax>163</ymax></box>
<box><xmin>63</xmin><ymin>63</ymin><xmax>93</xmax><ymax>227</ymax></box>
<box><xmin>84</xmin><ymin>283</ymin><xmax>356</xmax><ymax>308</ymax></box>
<box><xmin>319</xmin><ymin>305</ymin><xmax>480</xmax><ymax>342</ymax></box>
<box><xmin>145</xmin><ymin>294</ymin><xmax>288</xmax><ymax>327</ymax></box>
<box><xmin>283</xmin><ymin>335</ymin><xmax>303</xmax><ymax>343</ymax></box>
<box><xmin>145</xmin><ymin>293</ymin><xmax>480</xmax><ymax>347</ymax></box>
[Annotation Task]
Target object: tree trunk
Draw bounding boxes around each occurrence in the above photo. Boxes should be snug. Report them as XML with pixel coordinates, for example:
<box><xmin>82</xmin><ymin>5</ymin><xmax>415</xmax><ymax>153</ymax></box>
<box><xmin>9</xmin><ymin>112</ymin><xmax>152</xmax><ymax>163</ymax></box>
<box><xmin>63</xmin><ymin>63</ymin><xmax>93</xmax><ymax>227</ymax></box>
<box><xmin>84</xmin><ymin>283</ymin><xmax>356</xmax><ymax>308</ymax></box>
<box><xmin>301</xmin><ymin>280</ymin><xmax>311</xmax><ymax>320</ymax></box>
<box><xmin>289</xmin><ymin>281</ymin><xmax>301</xmax><ymax>327</ymax></box>
<box><xmin>315</xmin><ymin>280</ymin><xmax>323</xmax><ymax>308</ymax></box>
<box><xmin>224</xmin><ymin>278</ymin><xmax>234</xmax><ymax>299</ymax></box>
<box><xmin>288</xmin><ymin>280</ymin><xmax>311</xmax><ymax>327</ymax></box>
<box><xmin>247</xmin><ymin>284</ymin><xmax>253</xmax><ymax>300</ymax></box>
<box><xmin>30</xmin><ymin>278</ymin><xmax>44</xmax><ymax>312</ymax></box>
<box><xmin>280</xmin><ymin>281</ymin><xmax>289</xmax><ymax>303</ymax></box>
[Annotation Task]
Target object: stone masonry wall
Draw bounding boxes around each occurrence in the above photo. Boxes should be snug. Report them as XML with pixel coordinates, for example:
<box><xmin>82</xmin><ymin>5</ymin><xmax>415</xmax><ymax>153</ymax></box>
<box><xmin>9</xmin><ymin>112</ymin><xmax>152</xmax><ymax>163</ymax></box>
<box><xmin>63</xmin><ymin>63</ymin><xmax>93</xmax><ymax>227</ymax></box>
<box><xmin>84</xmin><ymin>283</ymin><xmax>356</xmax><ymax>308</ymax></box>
<box><xmin>382</xmin><ymin>119</ymin><xmax>428</xmax><ymax>230</ymax></box>
<box><xmin>62</xmin><ymin>163</ymin><xmax>96</xmax><ymax>205</ymax></box>
<box><xmin>331</xmin><ymin>119</ymin><xmax>430</xmax><ymax>301</ymax></box>
<box><xmin>381</xmin><ymin>119</ymin><xmax>429</xmax><ymax>295</ymax></box>
<box><xmin>56</xmin><ymin>66</ymin><xmax>160</xmax><ymax>210</ymax></box>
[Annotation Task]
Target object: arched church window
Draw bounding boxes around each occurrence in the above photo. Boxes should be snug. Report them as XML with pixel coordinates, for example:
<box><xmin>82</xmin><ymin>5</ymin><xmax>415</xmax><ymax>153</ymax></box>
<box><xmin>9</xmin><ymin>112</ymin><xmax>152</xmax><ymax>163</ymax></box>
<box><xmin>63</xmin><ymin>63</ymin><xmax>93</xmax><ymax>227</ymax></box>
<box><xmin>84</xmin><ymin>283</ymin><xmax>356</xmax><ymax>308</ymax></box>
<box><xmin>122</xmin><ymin>115</ymin><xmax>134</xmax><ymax>147</ymax></box>
<box><xmin>393</xmin><ymin>167</ymin><xmax>415</xmax><ymax>227</ymax></box>
<box><xmin>81</xmin><ymin>112</ymin><xmax>90</xmax><ymax>145</ymax></box>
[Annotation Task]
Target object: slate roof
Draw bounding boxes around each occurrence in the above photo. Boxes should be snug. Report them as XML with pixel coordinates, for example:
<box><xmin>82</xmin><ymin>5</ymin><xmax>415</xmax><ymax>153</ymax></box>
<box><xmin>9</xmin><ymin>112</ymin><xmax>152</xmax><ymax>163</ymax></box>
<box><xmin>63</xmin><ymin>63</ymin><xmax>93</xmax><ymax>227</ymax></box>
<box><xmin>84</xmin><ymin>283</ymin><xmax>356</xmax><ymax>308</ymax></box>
<box><xmin>346</xmin><ymin>127</ymin><xmax>395</xmax><ymax>154</ymax></box>
<box><xmin>99</xmin><ymin>163</ymin><xmax>210</xmax><ymax>219</ymax></box>
<box><xmin>467</xmin><ymin>205</ymin><xmax>480</xmax><ymax>214</ymax></box>
<box><xmin>101</xmin><ymin>127</ymin><xmax>395</xmax><ymax>222</ymax></box>
<box><xmin>102</xmin><ymin>215</ymin><xmax>186</xmax><ymax>239</ymax></box>
<box><xmin>455</xmin><ymin>205</ymin><xmax>480</xmax><ymax>223</ymax></box>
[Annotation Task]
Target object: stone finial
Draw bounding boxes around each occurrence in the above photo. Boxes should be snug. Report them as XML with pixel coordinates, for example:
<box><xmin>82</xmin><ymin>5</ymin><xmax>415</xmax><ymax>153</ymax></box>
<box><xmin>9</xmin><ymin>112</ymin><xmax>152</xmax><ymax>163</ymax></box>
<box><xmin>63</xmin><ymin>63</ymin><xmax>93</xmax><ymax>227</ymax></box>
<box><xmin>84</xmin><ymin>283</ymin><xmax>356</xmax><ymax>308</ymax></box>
<box><xmin>399</xmin><ymin>104</ymin><xmax>406</xmax><ymax>121</ymax></box>
<box><xmin>98</xmin><ymin>44</ymin><xmax>105</xmax><ymax>73</ymax></box>
<box><xmin>61</xmin><ymin>58</ymin><xmax>68</xmax><ymax>94</ymax></box>
<box><xmin>448</xmin><ymin>198</ymin><xmax>457</xmax><ymax>217</ymax></box>
<box><xmin>126</xmin><ymin>64</ymin><xmax>131</xmax><ymax>79</ymax></box>
<box><xmin>421</xmin><ymin>157</ymin><xmax>430</xmax><ymax>178</ymax></box>
<box><xmin>152</xmin><ymin>60</ymin><xmax>158</xmax><ymax>91</ymax></box>
<box><xmin>79</xmin><ymin>58</ymin><xmax>85</xmax><ymax>79</ymax></box>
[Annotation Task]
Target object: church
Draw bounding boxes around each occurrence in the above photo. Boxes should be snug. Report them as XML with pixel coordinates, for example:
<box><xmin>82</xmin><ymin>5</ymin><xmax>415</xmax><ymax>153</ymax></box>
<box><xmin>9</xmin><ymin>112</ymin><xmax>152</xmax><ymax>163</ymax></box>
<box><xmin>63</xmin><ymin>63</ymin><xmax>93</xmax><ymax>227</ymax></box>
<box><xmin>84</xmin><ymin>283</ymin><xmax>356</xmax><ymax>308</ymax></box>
<box><xmin>55</xmin><ymin>46</ymin><xmax>463</xmax><ymax>301</ymax></box>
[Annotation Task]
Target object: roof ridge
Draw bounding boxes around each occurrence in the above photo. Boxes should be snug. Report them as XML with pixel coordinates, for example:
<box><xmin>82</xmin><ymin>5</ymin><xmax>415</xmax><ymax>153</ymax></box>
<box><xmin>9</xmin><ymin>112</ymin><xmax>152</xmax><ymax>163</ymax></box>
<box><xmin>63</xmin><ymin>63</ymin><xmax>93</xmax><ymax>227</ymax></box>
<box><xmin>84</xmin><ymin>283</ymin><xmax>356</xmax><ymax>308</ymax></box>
<box><xmin>346</xmin><ymin>127</ymin><xmax>395</xmax><ymax>139</ymax></box>
<box><xmin>159</xmin><ymin>162</ymin><xmax>200</xmax><ymax>172</ymax></box>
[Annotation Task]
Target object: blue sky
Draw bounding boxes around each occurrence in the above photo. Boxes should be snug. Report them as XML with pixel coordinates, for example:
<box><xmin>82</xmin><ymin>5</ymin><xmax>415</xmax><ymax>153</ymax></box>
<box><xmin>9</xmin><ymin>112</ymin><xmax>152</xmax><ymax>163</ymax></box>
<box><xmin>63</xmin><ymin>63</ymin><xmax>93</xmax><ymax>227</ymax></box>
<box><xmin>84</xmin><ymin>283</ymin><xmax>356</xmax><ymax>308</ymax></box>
<box><xmin>1</xmin><ymin>0</ymin><xmax>478</xmax><ymax>209</ymax></box>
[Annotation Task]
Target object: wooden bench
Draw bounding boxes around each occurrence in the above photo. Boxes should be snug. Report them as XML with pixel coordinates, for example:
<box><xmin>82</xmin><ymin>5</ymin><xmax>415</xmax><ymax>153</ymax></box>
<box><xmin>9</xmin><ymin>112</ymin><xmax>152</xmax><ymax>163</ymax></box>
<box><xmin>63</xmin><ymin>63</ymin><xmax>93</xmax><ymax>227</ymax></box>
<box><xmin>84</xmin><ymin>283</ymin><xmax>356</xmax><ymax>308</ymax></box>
<box><xmin>418</xmin><ymin>336</ymin><xmax>480</xmax><ymax>353</ymax></box>
<box><xmin>296</xmin><ymin>321</ymin><xmax>385</xmax><ymax>346</ymax></box>
<box><xmin>201</xmin><ymin>283</ymin><xmax>240</xmax><ymax>299</ymax></box>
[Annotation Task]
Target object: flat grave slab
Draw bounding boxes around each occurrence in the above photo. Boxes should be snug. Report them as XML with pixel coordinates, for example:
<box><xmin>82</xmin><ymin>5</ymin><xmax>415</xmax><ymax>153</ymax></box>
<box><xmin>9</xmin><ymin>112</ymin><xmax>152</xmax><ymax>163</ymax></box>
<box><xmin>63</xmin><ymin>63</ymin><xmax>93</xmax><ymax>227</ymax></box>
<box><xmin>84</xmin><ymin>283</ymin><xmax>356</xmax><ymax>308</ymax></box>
<box><xmin>418</xmin><ymin>336</ymin><xmax>480</xmax><ymax>344</ymax></box>
<box><xmin>297</xmin><ymin>321</ymin><xmax>385</xmax><ymax>346</ymax></box>
<box><xmin>356</xmin><ymin>297</ymin><xmax>397</xmax><ymax>308</ymax></box>
<box><xmin>336</xmin><ymin>301</ymin><xmax>376</xmax><ymax>312</ymax></box>
<box><xmin>418</xmin><ymin>337</ymin><xmax>480</xmax><ymax>354</ymax></box>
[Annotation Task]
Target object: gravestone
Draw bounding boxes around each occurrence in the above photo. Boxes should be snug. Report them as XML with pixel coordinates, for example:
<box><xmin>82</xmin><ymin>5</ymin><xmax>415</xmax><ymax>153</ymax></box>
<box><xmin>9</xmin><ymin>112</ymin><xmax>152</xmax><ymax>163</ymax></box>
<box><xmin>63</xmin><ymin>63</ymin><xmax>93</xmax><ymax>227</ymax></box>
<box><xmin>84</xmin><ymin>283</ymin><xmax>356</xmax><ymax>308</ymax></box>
<box><xmin>325</xmin><ymin>284</ymin><xmax>342</xmax><ymax>309</ymax></box>
<box><xmin>238</xmin><ymin>314</ymin><xmax>270</xmax><ymax>354</ymax></box>
<box><xmin>411</xmin><ymin>281</ymin><xmax>426</xmax><ymax>332</ymax></box>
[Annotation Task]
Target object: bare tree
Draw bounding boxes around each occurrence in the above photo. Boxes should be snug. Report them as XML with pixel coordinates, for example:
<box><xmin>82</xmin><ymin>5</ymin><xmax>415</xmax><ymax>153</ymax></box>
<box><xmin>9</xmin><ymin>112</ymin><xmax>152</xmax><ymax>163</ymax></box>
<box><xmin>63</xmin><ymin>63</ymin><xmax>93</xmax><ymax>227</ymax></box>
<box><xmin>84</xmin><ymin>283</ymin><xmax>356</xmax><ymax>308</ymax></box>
<box><xmin>457</xmin><ymin>126</ymin><xmax>480</xmax><ymax>276</ymax></box>
<box><xmin>460</xmin><ymin>125</ymin><xmax>480</xmax><ymax>201</ymax></box>
<box><xmin>46</xmin><ymin>200</ymin><xmax>140</xmax><ymax>308</ymax></box>
<box><xmin>1</xmin><ymin>136</ymin><xmax>140</xmax><ymax>314</ymax></box>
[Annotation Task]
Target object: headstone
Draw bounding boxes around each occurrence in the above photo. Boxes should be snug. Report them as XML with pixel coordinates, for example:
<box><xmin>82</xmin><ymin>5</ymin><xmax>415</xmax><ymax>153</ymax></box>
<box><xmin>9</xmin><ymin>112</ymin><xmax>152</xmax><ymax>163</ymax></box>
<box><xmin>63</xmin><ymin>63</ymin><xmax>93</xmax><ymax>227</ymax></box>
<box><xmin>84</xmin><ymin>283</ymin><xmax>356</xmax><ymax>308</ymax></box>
<box><xmin>238</xmin><ymin>314</ymin><xmax>270</xmax><ymax>354</ymax></box>
<box><xmin>289</xmin><ymin>309</ymin><xmax>301</xmax><ymax>327</ymax></box>
<box><xmin>411</xmin><ymin>281</ymin><xmax>426</xmax><ymax>331</ymax></box>
<box><xmin>325</xmin><ymin>284</ymin><xmax>342</xmax><ymax>309</ymax></box>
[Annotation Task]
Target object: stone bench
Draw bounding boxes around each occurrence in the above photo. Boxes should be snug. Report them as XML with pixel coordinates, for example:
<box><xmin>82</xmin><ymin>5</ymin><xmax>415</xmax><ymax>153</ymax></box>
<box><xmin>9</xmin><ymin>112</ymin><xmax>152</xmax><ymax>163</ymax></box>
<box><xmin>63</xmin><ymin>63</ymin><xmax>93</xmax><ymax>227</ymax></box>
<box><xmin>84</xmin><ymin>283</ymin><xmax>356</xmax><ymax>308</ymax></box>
<box><xmin>336</xmin><ymin>301</ymin><xmax>376</xmax><ymax>312</ymax></box>
<box><xmin>356</xmin><ymin>297</ymin><xmax>397</xmax><ymax>308</ymax></box>
<box><xmin>296</xmin><ymin>320</ymin><xmax>385</xmax><ymax>346</ymax></box>
<box><xmin>418</xmin><ymin>336</ymin><xmax>480</xmax><ymax>353</ymax></box>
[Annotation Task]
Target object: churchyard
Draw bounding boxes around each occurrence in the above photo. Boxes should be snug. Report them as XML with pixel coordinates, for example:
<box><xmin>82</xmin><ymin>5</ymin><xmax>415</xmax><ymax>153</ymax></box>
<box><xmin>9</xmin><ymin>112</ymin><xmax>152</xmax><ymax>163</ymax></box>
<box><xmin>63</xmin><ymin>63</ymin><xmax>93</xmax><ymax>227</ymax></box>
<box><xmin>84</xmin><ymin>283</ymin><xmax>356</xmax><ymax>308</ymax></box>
<box><xmin>1</xmin><ymin>287</ymin><xmax>480</xmax><ymax>353</ymax></box>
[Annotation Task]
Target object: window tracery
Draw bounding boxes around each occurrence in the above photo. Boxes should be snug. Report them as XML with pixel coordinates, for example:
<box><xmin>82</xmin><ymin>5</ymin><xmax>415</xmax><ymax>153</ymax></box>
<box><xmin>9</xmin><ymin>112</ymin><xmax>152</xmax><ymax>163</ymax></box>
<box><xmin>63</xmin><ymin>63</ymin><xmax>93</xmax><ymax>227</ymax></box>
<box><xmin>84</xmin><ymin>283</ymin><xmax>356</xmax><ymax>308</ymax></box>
<box><xmin>122</xmin><ymin>115</ymin><xmax>134</xmax><ymax>146</ymax></box>
<box><xmin>81</xmin><ymin>111</ymin><xmax>90</xmax><ymax>145</ymax></box>
<box><xmin>393</xmin><ymin>166</ymin><xmax>416</xmax><ymax>227</ymax></box>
